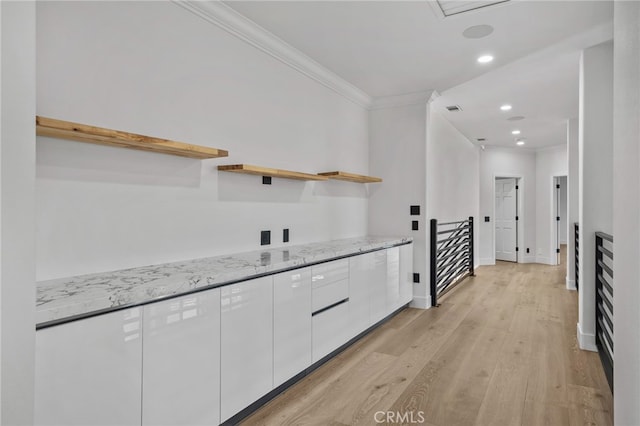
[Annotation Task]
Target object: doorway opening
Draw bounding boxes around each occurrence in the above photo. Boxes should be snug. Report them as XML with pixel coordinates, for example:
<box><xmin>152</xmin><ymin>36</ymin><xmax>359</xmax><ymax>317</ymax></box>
<box><xmin>553</xmin><ymin>175</ymin><xmax>568</xmax><ymax>265</ymax></box>
<box><xmin>495</xmin><ymin>177</ymin><xmax>520</xmax><ymax>263</ymax></box>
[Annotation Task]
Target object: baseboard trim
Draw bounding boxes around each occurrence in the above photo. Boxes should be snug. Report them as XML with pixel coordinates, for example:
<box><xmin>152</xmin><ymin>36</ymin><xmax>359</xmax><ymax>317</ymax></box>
<box><xmin>520</xmin><ymin>255</ymin><xmax>536</xmax><ymax>264</ymax></box>
<box><xmin>577</xmin><ymin>323</ymin><xmax>597</xmax><ymax>352</ymax></box>
<box><xmin>566</xmin><ymin>277</ymin><xmax>577</xmax><ymax>291</ymax></box>
<box><xmin>536</xmin><ymin>256</ymin><xmax>552</xmax><ymax>265</ymax></box>
<box><xmin>410</xmin><ymin>295</ymin><xmax>431</xmax><ymax>309</ymax></box>
<box><xmin>479</xmin><ymin>258</ymin><xmax>495</xmax><ymax>266</ymax></box>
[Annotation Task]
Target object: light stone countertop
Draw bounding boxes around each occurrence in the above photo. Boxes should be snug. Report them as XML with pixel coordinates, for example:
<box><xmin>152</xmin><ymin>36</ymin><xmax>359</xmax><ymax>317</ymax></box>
<box><xmin>36</xmin><ymin>236</ymin><xmax>412</xmax><ymax>327</ymax></box>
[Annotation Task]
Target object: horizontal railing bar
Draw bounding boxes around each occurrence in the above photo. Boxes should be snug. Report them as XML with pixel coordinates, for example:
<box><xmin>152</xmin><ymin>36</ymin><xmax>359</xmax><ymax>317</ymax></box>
<box><xmin>597</xmin><ymin>259</ymin><xmax>614</xmax><ymax>278</ymax></box>
<box><xmin>438</xmin><ymin>253</ymin><xmax>469</xmax><ymax>276</ymax></box>
<box><xmin>596</xmin><ymin>231</ymin><xmax>614</xmax><ymax>243</ymax></box>
<box><xmin>437</xmin><ymin>269</ymin><xmax>469</xmax><ymax>293</ymax></box>
<box><xmin>437</xmin><ymin>240</ymin><xmax>469</xmax><ymax>258</ymax></box>
<box><xmin>598</xmin><ymin>302</ymin><xmax>614</xmax><ymax>330</ymax></box>
<box><xmin>436</xmin><ymin>247</ymin><xmax>468</xmax><ymax>268</ymax></box>
<box><xmin>437</xmin><ymin>234</ymin><xmax>469</xmax><ymax>245</ymax></box>
<box><xmin>597</xmin><ymin>332</ymin><xmax>614</xmax><ymax>364</ymax></box>
<box><xmin>437</xmin><ymin>264</ymin><xmax>468</xmax><ymax>287</ymax></box>
<box><xmin>597</xmin><ymin>288</ymin><xmax>613</xmax><ymax>313</ymax></box>
<box><xmin>437</xmin><ymin>225</ymin><xmax>470</xmax><ymax>235</ymax></box>
<box><xmin>598</xmin><ymin>245</ymin><xmax>613</xmax><ymax>260</ymax></box>
<box><xmin>437</xmin><ymin>220</ymin><xmax>469</xmax><ymax>226</ymax></box>
<box><xmin>437</xmin><ymin>263</ymin><xmax>469</xmax><ymax>287</ymax></box>
<box><xmin>437</xmin><ymin>245</ymin><xmax>468</xmax><ymax>262</ymax></box>
<box><xmin>597</xmin><ymin>273</ymin><xmax>613</xmax><ymax>296</ymax></box>
<box><xmin>597</xmin><ymin>317</ymin><xmax>614</xmax><ymax>351</ymax></box>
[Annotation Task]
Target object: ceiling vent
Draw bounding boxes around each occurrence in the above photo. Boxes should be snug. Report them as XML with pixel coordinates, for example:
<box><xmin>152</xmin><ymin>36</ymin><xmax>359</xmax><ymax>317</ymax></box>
<box><xmin>476</xmin><ymin>138</ymin><xmax>486</xmax><ymax>142</ymax></box>
<box><xmin>437</xmin><ymin>0</ymin><xmax>510</xmax><ymax>17</ymax></box>
<box><xmin>446</xmin><ymin>105</ymin><xmax>462</xmax><ymax>112</ymax></box>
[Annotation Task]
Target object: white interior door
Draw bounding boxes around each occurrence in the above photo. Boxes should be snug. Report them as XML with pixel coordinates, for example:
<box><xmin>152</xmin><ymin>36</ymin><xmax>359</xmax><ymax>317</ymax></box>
<box><xmin>495</xmin><ymin>178</ymin><xmax>517</xmax><ymax>262</ymax></box>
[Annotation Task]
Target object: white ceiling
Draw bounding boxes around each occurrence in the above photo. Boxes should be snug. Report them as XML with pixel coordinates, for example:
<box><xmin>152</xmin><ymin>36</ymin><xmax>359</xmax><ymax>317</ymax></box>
<box><xmin>225</xmin><ymin>0</ymin><xmax>614</xmax><ymax>149</ymax></box>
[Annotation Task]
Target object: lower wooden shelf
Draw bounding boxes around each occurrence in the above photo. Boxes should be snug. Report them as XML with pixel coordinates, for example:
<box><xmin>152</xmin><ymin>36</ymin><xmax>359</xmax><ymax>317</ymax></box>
<box><xmin>218</xmin><ymin>164</ymin><xmax>328</xmax><ymax>181</ymax></box>
<box><xmin>317</xmin><ymin>171</ymin><xmax>382</xmax><ymax>183</ymax></box>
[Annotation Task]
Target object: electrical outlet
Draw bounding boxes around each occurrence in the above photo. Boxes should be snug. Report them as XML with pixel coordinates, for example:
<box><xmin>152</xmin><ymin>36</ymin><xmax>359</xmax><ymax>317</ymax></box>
<box><xmin>262</xmin><ymin>176</ymin><xmax>272</xmax><ymax>185</ymax></box>
<box><xmin>526</xmin><ymin>248</ymin><xmax>530</xmax><ymax>254</ymax></box>
<box><xmin>283</xmin><ymin>228</ymin><xmax>289</xmax><ymax>243</ymax></box>
<box><xmin>412</xmin><ymin>220</ymin><xmax>419</xmax><ymax>231</ymax></box>
<box><xmin>260</xmin><ymin>230</ymin><xmax>271</xmax><ymax>246</ymax></box>
<box><xmin>413</xmin><ymin>273</ymin><xmax>420</xmax><ymax>283</ymax></box>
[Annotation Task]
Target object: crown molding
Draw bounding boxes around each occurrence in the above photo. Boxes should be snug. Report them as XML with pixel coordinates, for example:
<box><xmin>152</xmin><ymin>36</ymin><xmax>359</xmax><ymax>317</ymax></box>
<box><xmin>369</xmin><ymin>90</ymin><xmax>437</xmax><ymax>110</ymax></box>
<box><xmin>173</xmin><ymin>1</ymin><xmax>373</xmax><ymax>109</ymax></box>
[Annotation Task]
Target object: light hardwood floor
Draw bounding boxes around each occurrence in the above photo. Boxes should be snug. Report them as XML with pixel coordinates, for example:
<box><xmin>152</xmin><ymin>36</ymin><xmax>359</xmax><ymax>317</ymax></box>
<box><xmin>242</xmin><ymin>246</ymin><xmax>613</xmax><ymax>426</ymax></box>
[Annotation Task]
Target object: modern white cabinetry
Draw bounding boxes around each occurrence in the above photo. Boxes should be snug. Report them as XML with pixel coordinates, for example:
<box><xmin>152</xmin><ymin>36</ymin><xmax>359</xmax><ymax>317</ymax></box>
<box><xmin>311</xmin><ymin>259</ymin><xmax>349</xmax><ymax>312</ymax></box>
<box><xmin>386</xmin><ymin>247</ymin><xmax>401</xmax><ymax>311</ymax></box>
<box><xmin>312</xmin><ymin>300</ymin><xmax>350</xmax><ymax>362</ymax></box>
<box><xmin>34</xmin><ymin>308</ymin><xmax>143</xmax><ymax>426</ymax></box>
<box><xmin>273</xmin><ymin>268</ymin><xmax>312</xmax><ymax>387</ymax></box>
<box><xmin>348</xmin><ymin>253</ymin><xmax>373</xmax><ymax>336</ymax></box>
<box><xmin>35</xmin><ymin>242</ymin><xmax>413</xmax><ymax>426</ymax></box>
<box><xmin>142</xmin><ymin>289</ymin><xmax>221</xmax><ymax>426</ymax></box>
<box><xmin>220</xmin><ymin>276</ymin><xmax>273</xmax><ymax>422</ymax></box>
<box><xmin>399</xmin><ymin>243</ymin><xmax>414</xmax><ymax>307</ymax></box>
<box><xmin>370</xmin><ymin>250</ymin><xmax>388</xmax><ymax>324</ymax></box>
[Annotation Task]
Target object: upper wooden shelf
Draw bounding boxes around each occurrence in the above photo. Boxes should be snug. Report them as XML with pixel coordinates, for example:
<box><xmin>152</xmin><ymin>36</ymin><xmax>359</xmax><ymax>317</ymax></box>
<box><xmin>318</xmin><ymin>171</ymin><xmax>382</xmax><ymax>183</ymax></box>
<box><xmin>36</xmin><ymin>116</ymin><xmax>229</xmax><ymax>160</ymax></box>
<box><xmin>218</xmin><ymin>164</ymin><xmax>328</xmax><ymax>181</ymax></box>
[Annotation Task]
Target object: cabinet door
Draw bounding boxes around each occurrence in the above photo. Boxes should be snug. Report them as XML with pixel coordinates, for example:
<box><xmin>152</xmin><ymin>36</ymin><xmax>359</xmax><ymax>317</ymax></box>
<box><xmin>312</xmin><ymin>300</ymin><xmax>350</xmax><ymax>362</ymax></box>
<box><xmin>386</xmin><ymin>247</ymin><xmax>401</xmax><ymax>312</ymax></box>
<box><xmin>369</xmin><ymin>250</ymin><xmax>388</xmax><ymax>324</ymax></box>
<box><xmin>220</xmin><ymin>276</ymin><xmax>273</xmax><ymax>422</ymax></box>
<box><xmin>349</xmin><ymin>253</ymin><xmax>373</xmax><ymax>336</ymax></box>
<box><xmin>35</xmin><ymin>308</ymin><xmax>142</xmax><ymax>426</ymax></box>
<box><xmin>273</xmin><ymin>268</ymin><xmax>312</xmax><ymax>387</ymax></box>
<box><xmin>142</xmin><ymin>289</ymin><xmax>220</xmax><ymax>426</ymax></box>
<box><xmin>399</xmin><ymin>244</ymin><xmax>414</xmax><ymax>305</ymax></box>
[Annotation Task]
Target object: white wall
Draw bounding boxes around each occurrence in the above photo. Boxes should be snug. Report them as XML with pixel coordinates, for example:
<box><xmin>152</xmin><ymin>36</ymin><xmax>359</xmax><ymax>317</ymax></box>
<box><xmin>578</xmin><ymin>41</ymin><xmax>613</xmax><ymax>351</ymax></box>
<box><xmin>426</xmin><ymin>110</ymin><xmax>480</xmax><ymax>268</ymax></box>
<box><xmin>535</xmin><ymin>146</ymin><xmax>567</xmax><ymax>265</ymax></box>
<box><xmin>369</xmin><ymin>100</ymin><xmax>428</xmax><ymax>307</ymax></box>
<box><xmin>613</xmin><ymin>1</ymin><xmax>640</xmax><ymax>423</ymax></box>
<box><xmin>479</xmin><ymin>148</ymin><xmax>536</xmax><ymax>264</ymax></box>
<box><xmin>36</xmin><ymin>2</ymin><xmax>370</xmax><ymax>280</ymax></box>
<box><xmin>558</xmin><ymin>176</ymin><xmax>568</xmax><ymax>245</ymax></box>
<box><xmin>567</xmin><ymin>118</ymin><xmax>579</xmax><ymax>290</ymax></box>
<box><xmin>0</xmin><ymin>1</ymin><xmax>36</xmax><ymax>423</ymax></box>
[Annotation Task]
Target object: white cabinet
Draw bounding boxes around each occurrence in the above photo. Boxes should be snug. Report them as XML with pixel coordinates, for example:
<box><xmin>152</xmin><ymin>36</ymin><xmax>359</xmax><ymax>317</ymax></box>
<box><xmin>312</xmin><ymin>300</ymin><xmax>350</xmax><ymax>362</ymax></box>
<box><xmin>399</xmin><ymin>243</ymin><xmax>414</xmax><ymax>306</ymax></box>
<box><xmin>311</xmin><ymin>259</ymin><xmax>349</xmax><ymax>312</ymax></box>
<box><xmin>349</xmin><ymin>253</ymin><xmax>373</xmax><ymax>336</ymax></box>
<box><xmin>35</xmin><ymin>308</ymin><xmax>142</xmax><ymax>426</ymax></box>
<box><xmin>273</xmin><ymin>268</ymin><xmax>312</xmax><ymax>388</ymax></box>
<box><xmin>142</xmin><ymin>289</ymin><xmax>220</xmax><ymax>426</ymax></box>
<box><xmin>369</xmin><ymin>250</ymin><xmax>388</xmax><ymax>324</ymax></box>
<box><xmin>220</xmin><ymin>276</ymin><xmax>273</xmax><ymax>422</ymax></box>
<box><xmin>386</xmin><ymin>247</ymin><xmax>401</xmax><ymax>311</ymax></box>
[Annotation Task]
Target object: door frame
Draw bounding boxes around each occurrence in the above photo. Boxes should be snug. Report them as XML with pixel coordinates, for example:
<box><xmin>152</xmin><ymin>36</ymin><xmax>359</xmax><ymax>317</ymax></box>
<box><xmin>492</xmin><ymin>174</ymin><xmax>524</xmax><ymax>264</ymax></box>
<box><xmin>551</xmin><ymin>173</ymin><xmax>568</xmax><ymax>265</ymax></box>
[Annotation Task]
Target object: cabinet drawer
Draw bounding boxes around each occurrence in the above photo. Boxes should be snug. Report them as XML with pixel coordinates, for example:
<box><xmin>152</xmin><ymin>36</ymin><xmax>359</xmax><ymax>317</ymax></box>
<box><xmin>312</xmin><ymin>300</ymin><xmax>349</xmax><ymax>362</ymax></box>
<box><xmin>311</xmin><ymin>259</ymin><xmax>349</xmax><ymax>287</ymax></box>
<box><xmin>312</xmin><ymin>278</ymin><xmax>349</xmax><ymax>312</ymax></box>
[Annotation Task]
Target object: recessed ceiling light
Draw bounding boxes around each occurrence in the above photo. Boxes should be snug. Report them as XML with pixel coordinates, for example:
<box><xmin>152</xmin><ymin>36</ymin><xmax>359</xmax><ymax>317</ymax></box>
<box><xmin>463</xmin><ymin>25</ymin><xmax>494</xmax><ymax>39</ymax></box>
<box><xmin>500</xmin><ymin>104</ymin><xmax>512</xmax><ymax>111</ymax></box>
<box><xmin>516</xmin><ymin>140</ymin><xmax>525</xmax><ymax>146</ymax></box>
<box><xmin>477</xmin><ymin>55</ymin><xmax>494</xmax><ymax>64</ymax></box>
<box><xmin>511</xmin><ymin>130</ymin><xmax>521</xmax><ymax>135</ymax></box>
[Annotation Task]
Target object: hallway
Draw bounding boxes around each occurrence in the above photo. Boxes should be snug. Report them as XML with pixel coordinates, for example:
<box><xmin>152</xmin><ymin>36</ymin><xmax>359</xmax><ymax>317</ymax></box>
<box><xmin>243</xmin><ymin>255</ymin><xmax>613</xmax><ymax>425</ymax></box>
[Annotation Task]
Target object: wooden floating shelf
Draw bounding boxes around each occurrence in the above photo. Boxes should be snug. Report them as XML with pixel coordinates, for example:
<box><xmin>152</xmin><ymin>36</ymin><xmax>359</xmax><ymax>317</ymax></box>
<box><xmin>36</xmin><ymin>116</ymin><xmax>229</xmax><ymax>160</ymax></box>
<box><xmin>218</xmin><ymin>164</ymin><xmax>328</xmax><ymax>181</ymax></box>
<box><xmin>318</xmin><ymin>171</ymin><xmax>383</xmax><ymax>183</ymax></box>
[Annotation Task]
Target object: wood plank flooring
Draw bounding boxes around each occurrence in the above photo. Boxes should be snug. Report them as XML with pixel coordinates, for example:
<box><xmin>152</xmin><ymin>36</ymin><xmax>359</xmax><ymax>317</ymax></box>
<box><xmin>242</xmin><ymin>248</ymin><xmax>613</xmax><ymax>426</ymax></box>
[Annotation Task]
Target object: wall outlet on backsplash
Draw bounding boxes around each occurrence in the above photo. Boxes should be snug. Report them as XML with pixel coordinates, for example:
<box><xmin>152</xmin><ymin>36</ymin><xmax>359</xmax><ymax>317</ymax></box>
<box><xmin>261</xmin><ymin>230</ymin><xmax>271</xmax><ymax>246</ymax></box>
